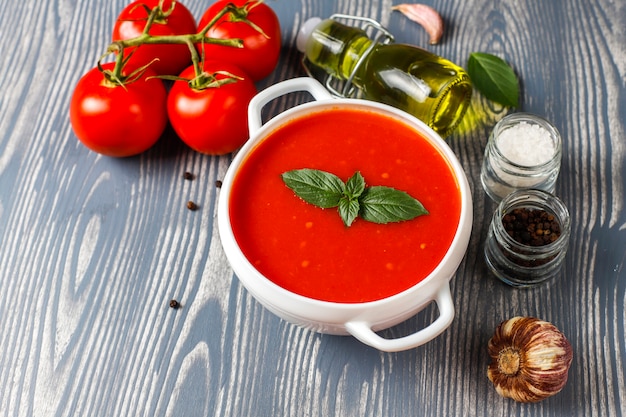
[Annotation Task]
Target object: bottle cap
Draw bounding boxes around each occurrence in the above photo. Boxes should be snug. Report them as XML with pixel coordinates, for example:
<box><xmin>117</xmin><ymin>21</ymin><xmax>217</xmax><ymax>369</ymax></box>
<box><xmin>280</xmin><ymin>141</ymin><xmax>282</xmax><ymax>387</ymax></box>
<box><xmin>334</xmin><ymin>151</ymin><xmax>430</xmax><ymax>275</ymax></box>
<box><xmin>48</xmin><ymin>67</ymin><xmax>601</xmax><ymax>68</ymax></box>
<box><xmin>296</xmin><ymin>17</ymin><xmax>322</xmax><ymax>53</ymax></box>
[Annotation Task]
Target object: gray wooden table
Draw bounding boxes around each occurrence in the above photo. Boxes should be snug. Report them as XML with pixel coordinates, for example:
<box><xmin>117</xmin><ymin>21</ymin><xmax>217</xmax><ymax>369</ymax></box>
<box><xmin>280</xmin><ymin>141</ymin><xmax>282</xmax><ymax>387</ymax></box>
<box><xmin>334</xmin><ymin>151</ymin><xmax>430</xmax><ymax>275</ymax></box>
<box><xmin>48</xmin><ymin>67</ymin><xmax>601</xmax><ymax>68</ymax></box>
<box><xmin>1</xmin><ymin>0</ymin><xmax>624</xmax><ymax>416</ymax></box>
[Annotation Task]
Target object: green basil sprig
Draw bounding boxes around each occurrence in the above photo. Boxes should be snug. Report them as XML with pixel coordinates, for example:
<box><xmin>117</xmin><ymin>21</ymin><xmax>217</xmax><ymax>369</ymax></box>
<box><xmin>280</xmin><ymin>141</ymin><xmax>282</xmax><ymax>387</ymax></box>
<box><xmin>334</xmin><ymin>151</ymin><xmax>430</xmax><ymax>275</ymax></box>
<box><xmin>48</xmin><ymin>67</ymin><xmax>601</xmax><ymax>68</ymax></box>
<box><xmin>467</xmin><ymin>52</ymin><xmax>519</xmax><ymax>107</ymax></box>
<box><xmin>281</xmin><ymin>169</ymin><xmax>428</xmax><ymax>227</ymax></box>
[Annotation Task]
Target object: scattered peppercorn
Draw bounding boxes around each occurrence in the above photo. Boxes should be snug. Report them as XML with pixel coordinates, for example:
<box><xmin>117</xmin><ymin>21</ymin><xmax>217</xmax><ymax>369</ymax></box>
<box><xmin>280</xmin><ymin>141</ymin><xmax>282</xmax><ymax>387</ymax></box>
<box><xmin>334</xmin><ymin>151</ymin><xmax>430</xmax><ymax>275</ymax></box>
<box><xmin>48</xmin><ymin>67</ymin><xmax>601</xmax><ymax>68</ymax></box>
<box><xmin>187</xmin><ymin>201</ymin><xmax>199</xmax><ymax>211</ymax></box>
<box><xmin>501</xmin><ymin>207</ymin><xmax>561</xmax><ymax>246</ymax></box>
<box><xmin>169</xmin><ymin>299</ymin><xmax>180</xmax><ymax>309</ymax></box>
<box><xmin>183</xmin><ymin>172</ymin><xmax>194</xmax><ymax>181</ymax></box>
<box><xmin>215</xmin><ymin>180</ymin><xmax>223</xmax><ymax>188</ymax></box>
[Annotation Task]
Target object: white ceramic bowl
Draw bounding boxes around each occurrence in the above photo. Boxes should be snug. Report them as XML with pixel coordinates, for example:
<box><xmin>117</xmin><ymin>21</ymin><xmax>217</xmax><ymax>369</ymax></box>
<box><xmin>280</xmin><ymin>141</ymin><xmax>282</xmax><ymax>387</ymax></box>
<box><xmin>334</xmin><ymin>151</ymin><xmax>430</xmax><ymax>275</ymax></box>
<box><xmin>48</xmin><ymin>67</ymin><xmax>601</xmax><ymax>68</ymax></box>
<box><xmin>218</xmin><ymin>78</ymin><xmax>473</xmax><ymax>352</ymax></box>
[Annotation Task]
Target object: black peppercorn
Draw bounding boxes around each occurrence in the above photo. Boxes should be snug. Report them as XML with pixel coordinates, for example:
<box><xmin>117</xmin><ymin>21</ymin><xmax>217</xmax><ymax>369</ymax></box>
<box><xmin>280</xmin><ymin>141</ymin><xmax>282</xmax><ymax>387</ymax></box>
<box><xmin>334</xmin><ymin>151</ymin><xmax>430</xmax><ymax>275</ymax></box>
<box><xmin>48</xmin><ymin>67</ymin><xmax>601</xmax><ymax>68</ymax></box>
<box><xmin>498</xmin><ymin>207</ymin><xmax>563</xmax><ymax>268</ymax></box>
<box><xmin>169</xmin><ymin>300</ymin><xmax>180</xmax><ymax>309</ymax></box>
<box><xmin>501</xmin><ymin>207</ymin><xmax>561</xmax><ymax>247</ymax></box>
<box><xmin>183</xmin><ymin>172</ymin><xmax>194</xmax><ymax>181</ymax></box>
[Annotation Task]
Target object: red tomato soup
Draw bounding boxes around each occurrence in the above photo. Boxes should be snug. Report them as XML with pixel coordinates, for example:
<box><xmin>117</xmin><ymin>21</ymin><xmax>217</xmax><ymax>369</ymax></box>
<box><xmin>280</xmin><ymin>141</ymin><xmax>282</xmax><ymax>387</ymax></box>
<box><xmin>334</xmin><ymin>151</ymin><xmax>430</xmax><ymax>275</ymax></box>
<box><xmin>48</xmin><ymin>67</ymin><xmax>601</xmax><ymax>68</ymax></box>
<box><xmin>229</xmin><ymin>107</ymin><xmax>462</xmax><ymax>303</ymax></box>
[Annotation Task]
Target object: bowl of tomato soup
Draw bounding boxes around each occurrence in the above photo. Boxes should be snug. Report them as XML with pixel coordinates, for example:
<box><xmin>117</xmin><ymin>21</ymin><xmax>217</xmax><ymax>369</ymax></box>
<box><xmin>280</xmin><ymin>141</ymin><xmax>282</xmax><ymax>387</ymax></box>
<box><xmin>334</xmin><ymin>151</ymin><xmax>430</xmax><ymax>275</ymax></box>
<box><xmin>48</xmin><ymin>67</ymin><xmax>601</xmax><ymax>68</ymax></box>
<box><xmin>218</xmin><ymin>78</ymin><xmax>472</xmax><ymax>352</ymax></box>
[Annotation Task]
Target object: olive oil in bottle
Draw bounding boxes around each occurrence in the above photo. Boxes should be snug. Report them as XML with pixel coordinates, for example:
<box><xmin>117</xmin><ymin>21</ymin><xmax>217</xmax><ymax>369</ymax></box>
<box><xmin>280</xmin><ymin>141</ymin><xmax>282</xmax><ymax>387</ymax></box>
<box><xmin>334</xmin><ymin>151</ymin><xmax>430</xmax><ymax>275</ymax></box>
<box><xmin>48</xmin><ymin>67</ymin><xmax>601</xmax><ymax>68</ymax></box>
<box><xmin>297</xmin><ymin>16</ymin><xmax>472</xmax><ymax>137</ymax></box>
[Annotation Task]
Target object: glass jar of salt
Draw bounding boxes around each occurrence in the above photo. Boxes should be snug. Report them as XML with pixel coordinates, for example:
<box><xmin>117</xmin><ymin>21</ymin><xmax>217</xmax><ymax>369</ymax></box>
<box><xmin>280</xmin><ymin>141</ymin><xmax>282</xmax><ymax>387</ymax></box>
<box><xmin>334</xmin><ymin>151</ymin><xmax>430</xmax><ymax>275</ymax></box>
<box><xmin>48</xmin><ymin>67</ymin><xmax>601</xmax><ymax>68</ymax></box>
<box><xmin>480</xmin><ymin>113</ymin><xmax>562</xmax><ymax>202</ymax></box>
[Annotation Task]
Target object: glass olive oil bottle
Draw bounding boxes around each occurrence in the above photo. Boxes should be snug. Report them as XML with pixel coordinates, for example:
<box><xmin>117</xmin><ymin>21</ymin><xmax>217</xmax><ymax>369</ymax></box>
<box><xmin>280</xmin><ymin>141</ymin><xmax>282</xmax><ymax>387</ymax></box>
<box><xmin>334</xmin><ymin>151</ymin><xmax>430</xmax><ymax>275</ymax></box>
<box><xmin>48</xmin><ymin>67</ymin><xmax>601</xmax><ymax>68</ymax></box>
<box><xmin>298</xmin><ymin>16</ymin><xmax>472</xmax><ymax>137</ymax></box>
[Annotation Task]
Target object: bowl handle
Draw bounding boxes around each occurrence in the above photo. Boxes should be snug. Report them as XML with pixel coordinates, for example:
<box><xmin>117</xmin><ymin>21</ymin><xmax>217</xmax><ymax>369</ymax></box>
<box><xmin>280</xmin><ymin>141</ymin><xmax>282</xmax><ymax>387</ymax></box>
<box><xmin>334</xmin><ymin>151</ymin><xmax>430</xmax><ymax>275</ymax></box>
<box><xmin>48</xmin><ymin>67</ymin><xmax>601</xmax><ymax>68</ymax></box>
<box><xmin>345</xmin><ymin>285</ymin><xmax>455</xmax><ymax>352</ymax></box>
<box><xmin>248</xmin><ymin>77</ymin><xmax>333</xmax><ymax>135</ymax></box>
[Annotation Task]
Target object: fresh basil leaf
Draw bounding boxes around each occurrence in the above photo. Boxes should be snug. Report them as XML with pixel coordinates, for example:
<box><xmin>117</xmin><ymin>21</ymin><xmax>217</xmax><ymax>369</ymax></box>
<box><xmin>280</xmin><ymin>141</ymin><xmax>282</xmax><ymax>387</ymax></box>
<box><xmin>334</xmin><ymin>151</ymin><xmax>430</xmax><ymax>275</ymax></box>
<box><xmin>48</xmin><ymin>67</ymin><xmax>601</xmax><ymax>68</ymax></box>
<box><xmin>338</xmin><ymin>196</ymin><xmax>360</xmax><ymax>227</ymax></box>
<box><xmin>359</xmin><ymin>186</ymin><xmax>429</xmax><ymax>224</ymax></box>
<box><xmin>281</xmin><ymin>169</ymin><xmax>345</xmax><ymax>208</ymax></box>
<box><xmin>467</xmin><ymin>52</ymin><xmax>519</xmax><ymax>107</ymax></box>
<box><xmin>345</xmin><ymin>171</ymin><xmax>366</xmax><ymax>199</ymax></box>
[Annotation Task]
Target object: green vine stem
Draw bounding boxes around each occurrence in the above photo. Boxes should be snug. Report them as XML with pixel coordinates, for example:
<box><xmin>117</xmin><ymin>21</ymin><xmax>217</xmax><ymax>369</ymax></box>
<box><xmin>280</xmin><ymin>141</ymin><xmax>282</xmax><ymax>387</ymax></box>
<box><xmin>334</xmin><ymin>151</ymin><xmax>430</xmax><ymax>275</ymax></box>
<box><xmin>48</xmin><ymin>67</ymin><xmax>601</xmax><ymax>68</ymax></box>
<box><xmin>101</xmin><ymin>0</ymin><xmax>255</xmax><ymax>88</ymax></box>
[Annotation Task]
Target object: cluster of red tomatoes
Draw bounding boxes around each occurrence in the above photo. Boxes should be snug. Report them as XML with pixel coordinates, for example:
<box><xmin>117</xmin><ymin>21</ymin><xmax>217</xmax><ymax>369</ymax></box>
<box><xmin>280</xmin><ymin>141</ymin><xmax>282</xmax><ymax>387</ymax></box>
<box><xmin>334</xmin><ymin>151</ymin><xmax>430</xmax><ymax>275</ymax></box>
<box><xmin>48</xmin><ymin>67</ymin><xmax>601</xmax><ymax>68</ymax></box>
<box><xmin>69</xmin><ymin>0</ymin><xmax>281</xmax><ymax>157</ymax></box>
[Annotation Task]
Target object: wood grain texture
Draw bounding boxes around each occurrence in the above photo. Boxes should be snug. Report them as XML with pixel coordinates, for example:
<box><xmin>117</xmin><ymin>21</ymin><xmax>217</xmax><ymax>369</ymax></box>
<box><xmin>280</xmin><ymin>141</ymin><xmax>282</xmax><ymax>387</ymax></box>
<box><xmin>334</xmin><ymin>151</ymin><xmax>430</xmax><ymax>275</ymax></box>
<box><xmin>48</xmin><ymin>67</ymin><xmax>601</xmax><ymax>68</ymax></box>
<box><xmin>0</xmin><ymin>0</ymin><xmax>624</xmax><ymax>416</ymax></box>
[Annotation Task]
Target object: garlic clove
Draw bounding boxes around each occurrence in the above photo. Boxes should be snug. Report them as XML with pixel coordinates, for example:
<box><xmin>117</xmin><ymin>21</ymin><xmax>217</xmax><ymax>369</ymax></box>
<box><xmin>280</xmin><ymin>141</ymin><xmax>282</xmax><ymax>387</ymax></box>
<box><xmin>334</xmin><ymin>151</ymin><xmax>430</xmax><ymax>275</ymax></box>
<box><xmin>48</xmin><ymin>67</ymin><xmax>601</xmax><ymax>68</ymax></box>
<box><xmin>487</xmin><ymin>316</ymin><xmax>573</xmax><ymax>403</ymax></box>
<box><xmin>392</xmin><ymin>4</ymin><xmax>444</xmax><ymax>45</ymax></box>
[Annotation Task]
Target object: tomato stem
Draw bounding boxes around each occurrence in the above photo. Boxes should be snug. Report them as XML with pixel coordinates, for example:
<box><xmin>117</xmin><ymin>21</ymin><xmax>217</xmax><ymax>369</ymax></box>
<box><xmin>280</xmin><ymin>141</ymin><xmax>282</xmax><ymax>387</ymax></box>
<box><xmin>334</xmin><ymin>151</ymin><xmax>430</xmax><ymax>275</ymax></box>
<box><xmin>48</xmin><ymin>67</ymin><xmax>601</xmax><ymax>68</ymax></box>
<box><xmin>104</xmin><ymin>1</ymin><xmax>248</xmax><ymax>86</ymax></box>
<box><xmin>187</xmin><ymin>39</ymin><xmax>203</xmax><ymax>78</ymax></box>
<box><xmin>141</xmin><ymin>2</ymin><xmax>160</xmax><ymax>36</ymax></box>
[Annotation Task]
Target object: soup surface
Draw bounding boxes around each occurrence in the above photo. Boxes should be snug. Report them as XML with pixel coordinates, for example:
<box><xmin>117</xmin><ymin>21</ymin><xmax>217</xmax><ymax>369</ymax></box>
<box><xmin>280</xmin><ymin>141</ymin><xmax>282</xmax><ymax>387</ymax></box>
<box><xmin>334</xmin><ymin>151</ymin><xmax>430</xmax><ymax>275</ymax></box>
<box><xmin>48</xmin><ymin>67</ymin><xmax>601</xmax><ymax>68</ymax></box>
<box><xmin>229</xmin><ymin>107</ymin><xmax>462</xmax><ymax>303</ymax></box>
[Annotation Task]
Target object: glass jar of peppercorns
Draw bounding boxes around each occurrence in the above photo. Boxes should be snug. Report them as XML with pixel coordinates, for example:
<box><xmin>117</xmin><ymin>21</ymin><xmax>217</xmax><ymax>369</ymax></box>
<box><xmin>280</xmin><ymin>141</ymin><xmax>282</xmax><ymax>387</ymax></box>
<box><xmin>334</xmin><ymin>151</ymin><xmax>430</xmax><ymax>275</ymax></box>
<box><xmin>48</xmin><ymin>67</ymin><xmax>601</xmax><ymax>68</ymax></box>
<box><xmin>484</xmin><ymin>189</ymin><xmax>571</xmax><ymax>287</ymax></box>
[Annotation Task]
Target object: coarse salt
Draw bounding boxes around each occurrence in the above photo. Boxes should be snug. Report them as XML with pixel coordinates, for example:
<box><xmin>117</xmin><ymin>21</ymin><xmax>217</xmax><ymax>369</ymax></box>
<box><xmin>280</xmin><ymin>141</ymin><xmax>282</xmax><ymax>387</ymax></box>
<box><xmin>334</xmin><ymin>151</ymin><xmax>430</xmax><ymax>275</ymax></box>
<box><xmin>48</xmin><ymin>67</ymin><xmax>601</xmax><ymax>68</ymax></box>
<box><xmin>496</xmin><ymin>121</ymin><xmax>555</xmax><ymax>166</ymax></box>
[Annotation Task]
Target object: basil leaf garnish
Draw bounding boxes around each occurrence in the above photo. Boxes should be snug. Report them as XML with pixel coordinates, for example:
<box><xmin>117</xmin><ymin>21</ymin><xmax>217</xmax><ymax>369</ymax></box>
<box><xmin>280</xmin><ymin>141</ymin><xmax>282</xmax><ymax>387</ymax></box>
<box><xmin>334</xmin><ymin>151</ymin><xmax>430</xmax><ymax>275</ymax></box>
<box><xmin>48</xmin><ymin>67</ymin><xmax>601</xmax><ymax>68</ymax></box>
<box><xmin>467</xmin><ymin>52</ymin><xmax>519</xmax><ymax>107</ymax></box>
<box><xmin>345</xmin><ymin>171</ymin><xmax>366</xmax><ymax>199</ymax></box>
<box><xmin>338</xmin><ymin>196</ymin><xmax>361</xmax><ymax>227</ymax></box>
<box><xmin>282</xmin><ymin>169</ymin><xmax>428</xmax><ymax>226</ymax></box>
<box><xmin>359</xmin><ymin>186</ymin><xmax>429</xmax><ymax>224</ymax></box>
<box><xmin>281</xmin><ymin>169</ymin><xmax>345</xmax><ymax>208</ymax></box>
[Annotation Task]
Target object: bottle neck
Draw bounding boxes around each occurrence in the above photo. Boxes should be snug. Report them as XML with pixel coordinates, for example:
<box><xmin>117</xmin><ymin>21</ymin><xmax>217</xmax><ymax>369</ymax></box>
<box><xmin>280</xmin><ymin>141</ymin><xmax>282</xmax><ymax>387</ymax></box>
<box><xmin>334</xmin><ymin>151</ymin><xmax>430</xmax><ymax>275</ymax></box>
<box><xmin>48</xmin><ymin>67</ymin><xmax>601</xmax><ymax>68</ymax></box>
<box><xmin>304</xmin><ymin>19</ymin><xmax>374</xmax><ymax>81</ymax></box>
<box><xmin>338</xmin><ymin>36</ymin><xmax>374</xmax><ymax>82</ymax></box>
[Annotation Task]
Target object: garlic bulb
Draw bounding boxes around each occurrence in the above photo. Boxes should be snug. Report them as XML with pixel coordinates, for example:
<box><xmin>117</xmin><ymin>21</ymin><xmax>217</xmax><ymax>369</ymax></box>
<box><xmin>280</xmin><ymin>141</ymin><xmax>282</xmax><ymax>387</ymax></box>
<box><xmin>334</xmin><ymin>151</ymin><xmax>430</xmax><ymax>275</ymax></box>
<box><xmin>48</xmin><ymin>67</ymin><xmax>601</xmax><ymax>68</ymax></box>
<box><xmin>487</xmin><ymin>316</ymin><xmax>573</xmax><ymax>402</ymax></box>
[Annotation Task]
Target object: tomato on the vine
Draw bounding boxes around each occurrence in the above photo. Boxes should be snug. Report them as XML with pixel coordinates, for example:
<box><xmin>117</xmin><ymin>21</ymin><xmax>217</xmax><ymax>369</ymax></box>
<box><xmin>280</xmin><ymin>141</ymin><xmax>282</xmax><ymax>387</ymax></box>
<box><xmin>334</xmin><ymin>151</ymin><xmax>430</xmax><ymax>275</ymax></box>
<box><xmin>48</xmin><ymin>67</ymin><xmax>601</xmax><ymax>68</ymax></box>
<box><xmin>70</xmin><ymin>62</ymin><xmax>168</xmax><ymax>157</ymax></box>
<box><xmin>196</xmin><ymin>0</ymin><xmax>281</xmax><ymax>81</ymax></box>
<box><xmin>167</xmin><ymin>61</ymin><xmax>257</xmax><ymax>155</ymax></box>
<box><xmin>112</xmin><ymin>0</ymin><xmax>197</xmax><ymax>76</ymax></box>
